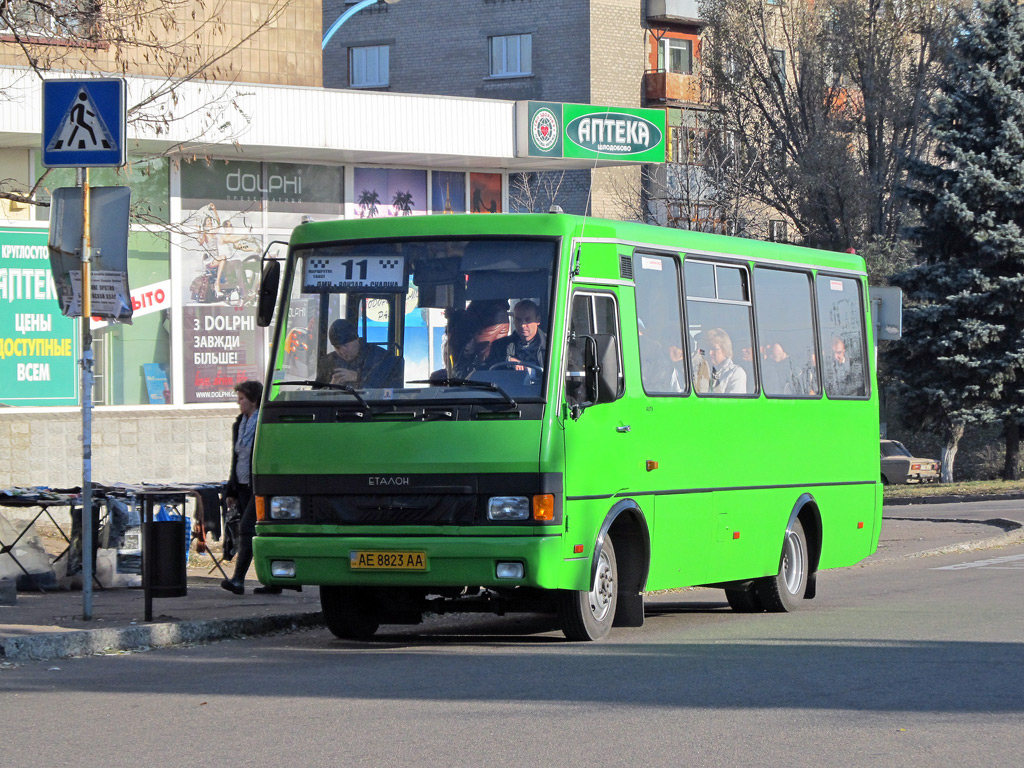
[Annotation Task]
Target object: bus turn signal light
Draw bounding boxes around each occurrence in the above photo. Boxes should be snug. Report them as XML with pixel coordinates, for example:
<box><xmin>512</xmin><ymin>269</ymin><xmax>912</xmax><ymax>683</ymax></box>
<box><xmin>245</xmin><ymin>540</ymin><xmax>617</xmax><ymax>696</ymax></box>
<box><xmin>532</xmin><ymin>494</ymin><xmax>554</xmax><ymax>521</ymax></box>
<box><xmin>646</xmin><ymin>460</ymin><xmax>659</xmax><ymax>472</ymax></box>
<box><xmin>857</xmin><ymin>521</ymin><xmax>864</xmax><ymax>529</ymax></box>
<box><xmin>255</xmin><ymin>496</ymin><xmax>266</xmax><ymax>521</ymax></box>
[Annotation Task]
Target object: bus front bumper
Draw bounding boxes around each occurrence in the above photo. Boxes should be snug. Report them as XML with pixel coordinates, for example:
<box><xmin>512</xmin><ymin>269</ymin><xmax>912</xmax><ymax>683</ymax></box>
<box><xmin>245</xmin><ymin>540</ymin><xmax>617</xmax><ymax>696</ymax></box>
<box><xmin>253</xmin><ymin>533</ymin><xmax>578</xmax><ymax>590</ymax></box>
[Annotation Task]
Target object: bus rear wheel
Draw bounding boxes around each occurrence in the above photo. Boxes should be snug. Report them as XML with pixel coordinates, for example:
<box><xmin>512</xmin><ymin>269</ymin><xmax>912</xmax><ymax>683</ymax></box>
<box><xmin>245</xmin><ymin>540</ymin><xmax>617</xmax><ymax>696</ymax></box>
<box><xmin>756</xmin><ymin>518</ymin><xmax>809</xmax><ymax>612</ymax></box>
<box><xmin>320</xmin><ymin>585</ymin><xmax>380</xmax><ymax>639</ymax></box>
<box><xmin>557</xmin><ymin>538</ymin><xmax>618</xmax><ymax>641</ymax></box>
<box><xmin>725</xmin><ymin>585</ymin><xmax>763</xmax><ymax>612</ymax></box>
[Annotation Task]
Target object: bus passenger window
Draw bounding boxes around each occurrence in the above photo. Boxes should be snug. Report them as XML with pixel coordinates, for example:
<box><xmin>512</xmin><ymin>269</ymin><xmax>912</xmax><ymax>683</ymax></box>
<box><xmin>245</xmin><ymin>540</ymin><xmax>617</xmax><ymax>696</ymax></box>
<box><xmin>685</xmin><ymin>260</ymin><xmax>755</xmax><ymax>396</ymax></box>
<box><xmin>754</xmin><ymin>267</ymin><xmax>818</xmax><ymax>397</ymax></box>
<box><xmin>815</xmin><ymin>275</ymin><xmax>868</xmax><ymax>398</ymax></box>
<box><xmin>634</xmin><ymin>253</ymin><xmax>686</xmax><ymax>394</ymax></box>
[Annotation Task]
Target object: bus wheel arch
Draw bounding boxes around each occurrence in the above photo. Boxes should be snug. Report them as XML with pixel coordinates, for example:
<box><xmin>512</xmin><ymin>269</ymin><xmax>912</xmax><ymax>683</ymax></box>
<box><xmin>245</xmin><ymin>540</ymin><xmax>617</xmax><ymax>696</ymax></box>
<box><xmin>599</xmin><ymin>500</ymin><xmax>651</xmax><ymax>628</ymax></box>
<box><xmin>792</xmin><ymin>494</ymin><xmax>822</xmax><ymax>600</ymax></box>
<box><xmin>756</xmin><ymin>494</ymin><xmax>821</xmax><ymax>611</ymax></box>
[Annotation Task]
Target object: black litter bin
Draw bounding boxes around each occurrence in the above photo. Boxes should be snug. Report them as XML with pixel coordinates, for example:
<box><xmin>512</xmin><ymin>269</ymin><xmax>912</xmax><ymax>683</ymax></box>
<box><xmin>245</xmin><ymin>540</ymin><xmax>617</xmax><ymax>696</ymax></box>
<box><xmin>145</xmin><ymin>518</ymin><xmax>187</xmax><ymax>598</ymax></box>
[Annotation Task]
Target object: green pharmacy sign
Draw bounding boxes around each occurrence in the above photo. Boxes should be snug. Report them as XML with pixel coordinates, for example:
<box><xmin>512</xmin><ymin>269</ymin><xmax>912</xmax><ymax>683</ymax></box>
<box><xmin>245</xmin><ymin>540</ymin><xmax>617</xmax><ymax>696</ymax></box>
<box><xmin>0</xmin><ymin>227</ymin><xmax>78</xmax><ymax>406</ymax></box>
<box><xmin>518</xmin><ymin>101</ymin><xmax>665</xmax><ymax>163</ymax></box>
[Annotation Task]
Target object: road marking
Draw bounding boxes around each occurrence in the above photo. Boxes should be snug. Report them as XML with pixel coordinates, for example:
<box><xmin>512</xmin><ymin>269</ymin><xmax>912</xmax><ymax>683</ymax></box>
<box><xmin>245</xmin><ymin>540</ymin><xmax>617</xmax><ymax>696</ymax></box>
<box><xmin>932</xmin><ymin>553</ymin><xmax>1024</xmax><ymax>570</ymax></box>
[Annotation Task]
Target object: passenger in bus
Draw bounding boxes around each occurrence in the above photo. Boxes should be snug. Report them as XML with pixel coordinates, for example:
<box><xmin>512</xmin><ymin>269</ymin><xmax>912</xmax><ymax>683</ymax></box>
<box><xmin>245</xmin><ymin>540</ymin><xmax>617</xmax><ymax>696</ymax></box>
<box><xmin>501</xmin><ymin>299</ymin><xmax>547</xmax><ymax>371</ymax></box>
<box><xmin>762</xmin><ymin>342</ymin><xmax>803</xmax><ymax>395</ymax></box>
<box><xmin>316</xmin><ymin>319</ymin><xmax>398</xmax><ymax>388</ymax></box>
<box><xmin>824</xmin><ymin>336</ymin><xmax>864</xmax><ymax>396</ymax></box>
<box><xmin>451</xmin><ymin>301</ymin><xmax>510</xmax><ymax>378</ymax></box>
<box><xmin>705</xmin><ymin>327</ymin><xmax>748</xmax><ymax>394</ymax></box>
<box><xmin>638</xmin><ymin>318</ymin><xmax>685</xmax><ymax>392</ymax></box>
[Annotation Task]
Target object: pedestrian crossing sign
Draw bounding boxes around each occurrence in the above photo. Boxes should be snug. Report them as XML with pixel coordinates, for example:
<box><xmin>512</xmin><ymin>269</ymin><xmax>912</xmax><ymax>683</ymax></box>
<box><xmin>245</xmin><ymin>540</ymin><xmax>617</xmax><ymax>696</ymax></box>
<box><xmin>42</xmin><ymin>78</ymin><xmax>126</xmax><ymax>168</ymax></box>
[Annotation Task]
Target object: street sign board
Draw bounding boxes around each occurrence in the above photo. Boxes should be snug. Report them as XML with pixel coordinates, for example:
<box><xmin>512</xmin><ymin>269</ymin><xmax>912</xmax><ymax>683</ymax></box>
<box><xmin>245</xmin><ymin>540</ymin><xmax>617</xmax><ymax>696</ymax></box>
<box><xmin>42</xmin><ymin>78</ymin><xmax>127</xmax><ymax>168</ymax></box>
<box><xmin>47</xmin><ymin>186</ymin><xmax>133</xmax><ymax>321</ymax></box>
<box><xmin>516</xmin><ymin>101</ymin><xmax>666</xmax><ymax>163</ymax></box>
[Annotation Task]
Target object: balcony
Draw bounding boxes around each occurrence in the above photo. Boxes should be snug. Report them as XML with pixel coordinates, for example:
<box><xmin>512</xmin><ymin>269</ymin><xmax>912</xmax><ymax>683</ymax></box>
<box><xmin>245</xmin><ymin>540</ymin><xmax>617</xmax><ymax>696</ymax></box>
<box><xmin>647</xmin><ymin>0</ymin><xmax>704</xmax><ymax>25</ymax></box>
<box><xmin>644</xmin><ymin>70</ymin><xmax>703</xmax><ymax>104</ymax></box>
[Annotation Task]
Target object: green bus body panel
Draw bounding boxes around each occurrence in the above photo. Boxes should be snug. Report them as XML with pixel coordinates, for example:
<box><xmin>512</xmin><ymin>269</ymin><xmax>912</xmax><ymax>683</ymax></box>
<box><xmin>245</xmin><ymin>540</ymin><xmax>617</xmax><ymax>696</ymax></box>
<box><xmin>253</xmin><ymin>420</ymin><xmax>543</xmax><ymax>476</ymax></box>
<box><xmin>254</xmin><ymin>213</ymin><xmax>881</xmax><ymax>602</ymax></box>
<box><xmin>253</xmin><ymin>533</ymin><xmax>588</xmax><ymax>590</ymax></box>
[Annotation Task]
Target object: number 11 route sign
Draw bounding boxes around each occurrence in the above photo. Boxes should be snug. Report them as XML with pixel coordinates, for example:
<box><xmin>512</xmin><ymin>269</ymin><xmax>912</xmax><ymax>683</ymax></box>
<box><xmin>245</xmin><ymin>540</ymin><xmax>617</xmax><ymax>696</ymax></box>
<box><xmin>42</xmin><ymin>78</ymin><xmax>126</xmax><ymax>168</ymax></box>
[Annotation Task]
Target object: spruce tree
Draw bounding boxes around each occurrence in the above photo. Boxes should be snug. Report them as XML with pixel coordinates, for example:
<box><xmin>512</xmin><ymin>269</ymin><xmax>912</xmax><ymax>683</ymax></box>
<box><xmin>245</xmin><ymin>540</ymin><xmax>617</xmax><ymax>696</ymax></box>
<box><xmin>889</xmin><ymin>0</ymin><xmax>1024</xmax><ymax>480</ymax></box>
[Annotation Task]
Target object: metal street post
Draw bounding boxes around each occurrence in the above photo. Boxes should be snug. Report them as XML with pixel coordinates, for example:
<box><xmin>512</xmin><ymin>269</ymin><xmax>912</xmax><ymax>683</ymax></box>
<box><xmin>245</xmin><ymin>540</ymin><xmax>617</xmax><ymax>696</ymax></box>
<box><xmin>79</xmin><ymin>167</ymin><xmax>94</xmax><ymax>619</ymax></box>
<box><xmin>42</xmin><ymin>78</ymin><xmax>127</xmax><ymax>620</ymax></box>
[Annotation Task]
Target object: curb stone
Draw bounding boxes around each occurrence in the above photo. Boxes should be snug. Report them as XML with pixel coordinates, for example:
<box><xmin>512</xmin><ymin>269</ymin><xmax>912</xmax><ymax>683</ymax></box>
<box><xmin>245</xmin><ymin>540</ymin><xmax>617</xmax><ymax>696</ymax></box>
<box><xmin>867</xmin><ymin>517</ymin><xmax>1024</xmax><ymax>564</ymax></box>
<box><xmin>0</xmin><ymin>611</ymin><xmax>324</xmax><ymax>661</ymax></box>
<box><xmin>883</xmin><ymin>492</ymin><xmax>1024</xmax><ymax>506</ymax></box>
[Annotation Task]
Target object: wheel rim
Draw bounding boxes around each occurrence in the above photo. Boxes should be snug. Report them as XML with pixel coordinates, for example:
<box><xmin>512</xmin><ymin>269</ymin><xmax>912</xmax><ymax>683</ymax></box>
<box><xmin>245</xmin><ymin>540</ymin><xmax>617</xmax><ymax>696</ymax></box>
<box><xmin>589</xmin><ymin>548</ymin><xmax>615</xmax><ymax>622</ymax></box>
<box><xmin>782</xmin><ymin>528</ymin><xmax>806</xmax><ymax>595</ymax></box>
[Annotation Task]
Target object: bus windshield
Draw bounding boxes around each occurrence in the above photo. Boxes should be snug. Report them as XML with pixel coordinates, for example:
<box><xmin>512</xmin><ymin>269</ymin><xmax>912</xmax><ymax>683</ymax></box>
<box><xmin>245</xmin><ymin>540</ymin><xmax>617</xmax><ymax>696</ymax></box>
<box><xmin>270</xmin><ymin>237</ymin><xmax>557</xmax><ymax>405</ymax></box>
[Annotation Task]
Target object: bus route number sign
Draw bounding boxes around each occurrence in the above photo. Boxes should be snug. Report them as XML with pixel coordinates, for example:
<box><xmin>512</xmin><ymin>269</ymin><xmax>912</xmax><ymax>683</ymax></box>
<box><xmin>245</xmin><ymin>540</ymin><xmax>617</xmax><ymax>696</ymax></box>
<box><xmin>303</xmin><ymin>255</ymin><xmax>406</xmax><ymax>292</ymax></box>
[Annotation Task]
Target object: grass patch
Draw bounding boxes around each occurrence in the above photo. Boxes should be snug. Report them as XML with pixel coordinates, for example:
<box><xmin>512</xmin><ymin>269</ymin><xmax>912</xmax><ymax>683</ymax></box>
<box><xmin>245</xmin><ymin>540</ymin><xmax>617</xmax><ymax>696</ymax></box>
<box><xmin>883</xmin><ymin>479</ymin><xmax>1024</xmax><ymax>499</ymax></box>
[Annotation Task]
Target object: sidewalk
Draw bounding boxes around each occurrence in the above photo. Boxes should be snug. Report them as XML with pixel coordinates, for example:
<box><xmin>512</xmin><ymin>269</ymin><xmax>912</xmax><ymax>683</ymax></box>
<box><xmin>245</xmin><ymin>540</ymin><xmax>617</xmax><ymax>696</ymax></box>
<box><xmin>0</xmin><ymin>567</ymin><xmax>323</xmax><ymax>661</ymax></box>
<box><xmin>2</xmin><ymin>514</ymin><xmax>1021</xmax><ymax>662</ymax></box>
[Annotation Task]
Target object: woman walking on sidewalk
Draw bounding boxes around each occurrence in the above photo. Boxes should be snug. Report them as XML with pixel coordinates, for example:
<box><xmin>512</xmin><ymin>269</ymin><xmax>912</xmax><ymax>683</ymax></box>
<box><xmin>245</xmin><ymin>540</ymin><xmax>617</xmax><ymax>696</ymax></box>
<box><xmin>221</xmin><ymin>380</ymin><xmax>280</xmax><ymax>596</ymax></box>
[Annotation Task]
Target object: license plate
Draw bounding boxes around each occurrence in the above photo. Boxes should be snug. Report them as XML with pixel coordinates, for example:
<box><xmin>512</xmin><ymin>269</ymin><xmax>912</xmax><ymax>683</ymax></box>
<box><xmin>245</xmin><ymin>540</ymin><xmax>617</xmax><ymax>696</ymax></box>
<box><xmin>349</xmin><ymin>550</ymin><xmax>427</xmax><ymax>571</ymax></box>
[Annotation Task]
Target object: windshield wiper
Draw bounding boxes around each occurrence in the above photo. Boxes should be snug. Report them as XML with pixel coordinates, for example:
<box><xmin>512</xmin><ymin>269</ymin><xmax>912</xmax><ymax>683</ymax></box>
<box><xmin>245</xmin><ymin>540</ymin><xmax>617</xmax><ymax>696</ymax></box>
<box><xmin>274</xmin><ymin>380</ymin><xmax>373</xmax><ymax>415</ymax></box>
<box><xmin>411</xmin><ymin>378</ymin><xmax>517</xmax><ymax>408</ymax></box>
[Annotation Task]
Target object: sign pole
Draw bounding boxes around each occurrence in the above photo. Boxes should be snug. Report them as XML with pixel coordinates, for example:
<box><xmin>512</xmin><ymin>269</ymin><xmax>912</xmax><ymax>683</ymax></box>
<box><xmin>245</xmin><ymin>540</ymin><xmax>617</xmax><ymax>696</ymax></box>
<box><xmin>80</xmin><ymin>167</ymin><xmax>94</xmax><ymax>620</ymax></box>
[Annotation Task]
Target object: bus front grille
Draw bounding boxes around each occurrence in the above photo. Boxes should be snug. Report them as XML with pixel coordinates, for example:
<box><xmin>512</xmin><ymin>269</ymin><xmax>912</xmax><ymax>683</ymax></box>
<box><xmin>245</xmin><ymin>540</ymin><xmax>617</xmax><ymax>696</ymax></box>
<box><xmin>309</xmin><ymin>494</ymin><xmax>476</xmax><ymax>525</ymax></box>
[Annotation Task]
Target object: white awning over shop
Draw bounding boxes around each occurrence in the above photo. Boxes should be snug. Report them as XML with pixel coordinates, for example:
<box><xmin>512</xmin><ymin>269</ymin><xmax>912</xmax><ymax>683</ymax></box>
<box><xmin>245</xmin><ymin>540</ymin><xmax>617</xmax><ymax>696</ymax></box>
<box><xmin>0</xmin><ymin>66</ymin><xmax>635</xmax><ymax>170</ymax></box>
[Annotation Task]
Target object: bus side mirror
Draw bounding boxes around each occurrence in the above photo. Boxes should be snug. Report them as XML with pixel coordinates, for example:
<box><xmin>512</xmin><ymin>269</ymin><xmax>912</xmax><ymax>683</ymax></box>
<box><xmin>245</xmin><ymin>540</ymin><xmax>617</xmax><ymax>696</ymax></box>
<box><xmin>256</xmin><ymin>260</ymin><xmax>280</xmax><ymax>328</ymax></box>
<box><xmin>566</xmin><ymin>334</ymin><xmax>620</xmax><ymax>415</ymax></box>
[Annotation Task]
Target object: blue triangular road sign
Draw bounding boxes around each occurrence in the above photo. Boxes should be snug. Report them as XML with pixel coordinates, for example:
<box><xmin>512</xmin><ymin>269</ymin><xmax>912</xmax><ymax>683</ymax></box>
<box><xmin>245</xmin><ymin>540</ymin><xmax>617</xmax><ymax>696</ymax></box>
<box><xmin>42</xmin><ymin>78</ymin><xmax>126</xmax><ymax>168</ymax></box>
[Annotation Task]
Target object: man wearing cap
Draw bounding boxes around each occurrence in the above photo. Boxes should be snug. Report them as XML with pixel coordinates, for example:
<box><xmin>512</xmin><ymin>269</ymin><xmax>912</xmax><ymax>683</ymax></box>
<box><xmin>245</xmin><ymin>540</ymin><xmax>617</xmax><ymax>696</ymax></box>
<box><xmin>316</xmin><ymin>318</ymin><xmax>398</xmax><ymax>388</ymax></box>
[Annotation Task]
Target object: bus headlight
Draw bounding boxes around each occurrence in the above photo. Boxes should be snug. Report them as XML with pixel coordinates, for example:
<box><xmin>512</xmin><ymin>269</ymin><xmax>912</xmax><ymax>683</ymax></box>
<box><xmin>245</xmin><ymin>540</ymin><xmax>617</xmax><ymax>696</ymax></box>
<box><xmin>269</xmin><ymin>496</ymin><xmax>302</xmax><ymax>519</ymax></box>
<box><xmin>488</xmin><ymin>496</ymin><xmax>530</xmax><ymax>520</ymax></box>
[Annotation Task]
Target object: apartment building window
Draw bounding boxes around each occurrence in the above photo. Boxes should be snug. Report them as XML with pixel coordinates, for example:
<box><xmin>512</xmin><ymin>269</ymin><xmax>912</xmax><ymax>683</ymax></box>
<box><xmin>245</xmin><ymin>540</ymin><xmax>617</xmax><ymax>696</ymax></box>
<box><xmin>350</xmin><ymin>45</ymin><xmax>390</xmax><ymax>88</ymax></box>
<box><xmin>770</xmin><ymin>49</ymin><xmax>786</xmax><ymax>84</ymax></box>
<box><xmin>490</xmin><ymin>33</ymin><xmax>532</xmax><ymax>77</ymax></box>
<box><xmin>2</xmin><ymin>0</ymin><xmax>99</xmax><ymax>39</ymax></box>
<box><xmin>659</xmin><ymin>38</ymin><xmax>693</xmax><ymax>75</ymax></box>
<box><xmin>769</xmin><ymin>220</ymin><xmax>788</xmax><ymax>242</ymax></box>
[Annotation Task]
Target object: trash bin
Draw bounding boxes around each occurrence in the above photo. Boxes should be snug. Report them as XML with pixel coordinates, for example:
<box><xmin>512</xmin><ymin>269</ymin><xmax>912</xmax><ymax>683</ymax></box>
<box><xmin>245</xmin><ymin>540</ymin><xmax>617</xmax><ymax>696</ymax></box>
<box><xmin>145</xmin><ymin>519</ymin><xmax>187</xmax><ymax>598</ymax></box>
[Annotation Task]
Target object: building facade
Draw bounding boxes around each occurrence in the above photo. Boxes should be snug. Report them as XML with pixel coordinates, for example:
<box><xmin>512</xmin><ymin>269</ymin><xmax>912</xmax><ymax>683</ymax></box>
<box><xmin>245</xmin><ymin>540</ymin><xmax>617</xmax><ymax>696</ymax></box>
<box><xmin>0</xmin><ymin>3</ymin><xmax>656</xmax><ymax>488</ymax></box>
<box><xmin>322</xmin><ymin>0</ymin><xmax>648</xmax><ymax>218</ymax></box>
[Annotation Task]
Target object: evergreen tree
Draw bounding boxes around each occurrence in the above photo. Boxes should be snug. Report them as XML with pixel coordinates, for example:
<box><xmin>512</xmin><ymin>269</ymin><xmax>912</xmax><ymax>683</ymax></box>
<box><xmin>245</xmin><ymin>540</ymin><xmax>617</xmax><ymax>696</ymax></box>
<box><xmin>890</xmin><ymin>0</ymin><xmax>1024</xmax><ymax>480</ymax></box>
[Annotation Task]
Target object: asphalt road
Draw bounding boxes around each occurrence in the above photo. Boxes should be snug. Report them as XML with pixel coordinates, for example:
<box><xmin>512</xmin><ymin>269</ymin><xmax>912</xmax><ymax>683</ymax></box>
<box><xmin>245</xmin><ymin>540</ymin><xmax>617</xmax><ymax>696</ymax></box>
<box><xmin>1</xmin><ymin>501</ymin><xmax>1022</xmax><ymax>768</ymax></box>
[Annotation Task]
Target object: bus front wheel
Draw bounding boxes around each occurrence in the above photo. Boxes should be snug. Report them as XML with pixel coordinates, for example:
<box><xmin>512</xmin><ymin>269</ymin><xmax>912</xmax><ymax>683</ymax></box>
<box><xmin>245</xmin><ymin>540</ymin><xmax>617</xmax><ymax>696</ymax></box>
<box><xmin>320</xmin><ymin>585</ymin><xmax>380</xmax><ymax>639</ymax></box>
<box><xmin>756</xmin><ymin>518</ymin><xmax>809</xmax><ymax>612</ymax></box>
<box><xmin>557</xmin><ymin>538</ymin><xmax>618</xmax><ymax>641</ymax></box>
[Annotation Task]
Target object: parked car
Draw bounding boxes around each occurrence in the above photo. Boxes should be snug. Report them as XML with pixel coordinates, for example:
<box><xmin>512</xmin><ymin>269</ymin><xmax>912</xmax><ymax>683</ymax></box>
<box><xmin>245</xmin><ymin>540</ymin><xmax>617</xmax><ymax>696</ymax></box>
<box><xmin>880</xmin><ymin>439</ymin><xmax>940</xmax><ymax>484</ymax></box>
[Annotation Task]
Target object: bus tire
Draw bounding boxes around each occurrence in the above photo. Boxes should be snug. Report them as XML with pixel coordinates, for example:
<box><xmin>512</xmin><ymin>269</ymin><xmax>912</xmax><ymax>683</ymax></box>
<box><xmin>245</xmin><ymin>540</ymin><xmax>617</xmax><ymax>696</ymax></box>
<box><xmin>320</xmin><ymin>585</ymin><xmax>380</xmax><ymax>639</ymax></box>
<box><xmin>725</xmin><ymin>586</ymin><xmax>764</xmax><ymax>613</ymax></box>
<box><xmin>557</xmin><ymin>537</ymin><xmax>618</xmax><ymax>641</ymax></box>
<box><xmin>756</xmin><ymin>518</ymin><xmax>809</xmax><ymax>612</ymax></box>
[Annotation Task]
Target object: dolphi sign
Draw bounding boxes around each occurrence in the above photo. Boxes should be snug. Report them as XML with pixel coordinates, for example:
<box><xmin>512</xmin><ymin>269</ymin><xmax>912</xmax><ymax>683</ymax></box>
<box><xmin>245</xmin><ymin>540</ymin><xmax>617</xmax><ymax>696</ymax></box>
<box><xmin>517</xmin><ymin>101</ymin><xmax>666</xmax><ymax>163</ymax></box>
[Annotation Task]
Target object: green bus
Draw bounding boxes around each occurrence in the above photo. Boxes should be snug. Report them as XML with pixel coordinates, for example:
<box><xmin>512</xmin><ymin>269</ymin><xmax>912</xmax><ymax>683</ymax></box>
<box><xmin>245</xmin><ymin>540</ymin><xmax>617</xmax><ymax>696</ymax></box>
<box><xmin>251</xmin><ymin>213</ymin><xmax>880</xmax><ymax>640</ymax></box>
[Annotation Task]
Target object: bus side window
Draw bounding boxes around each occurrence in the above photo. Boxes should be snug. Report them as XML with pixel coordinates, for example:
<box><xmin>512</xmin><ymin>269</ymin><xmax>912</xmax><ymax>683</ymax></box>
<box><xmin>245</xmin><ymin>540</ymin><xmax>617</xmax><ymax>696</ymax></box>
<box><xmin>634</xmin><ymin>253</ymin><xmax>686</xmax><ymax>395</ymax></box>
<box><xmin>754</xmin><ymin>267</ymin><xmax>818</xmax><ymax>397</ymax></box>
<box><xmin>684</xmin><ymin>261</ymin><xmax>756</xmax><ymax>396</ymax></box>
<box><xmin>815</xmin><ymin>275</ymin><xmax>868</xmax><ymax>398</ymax></box>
